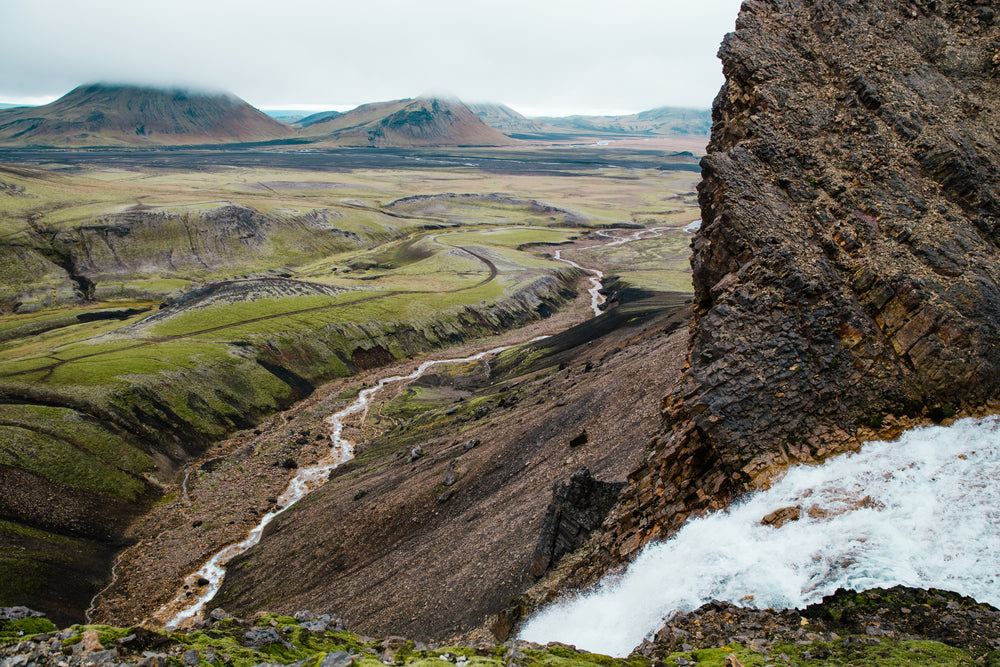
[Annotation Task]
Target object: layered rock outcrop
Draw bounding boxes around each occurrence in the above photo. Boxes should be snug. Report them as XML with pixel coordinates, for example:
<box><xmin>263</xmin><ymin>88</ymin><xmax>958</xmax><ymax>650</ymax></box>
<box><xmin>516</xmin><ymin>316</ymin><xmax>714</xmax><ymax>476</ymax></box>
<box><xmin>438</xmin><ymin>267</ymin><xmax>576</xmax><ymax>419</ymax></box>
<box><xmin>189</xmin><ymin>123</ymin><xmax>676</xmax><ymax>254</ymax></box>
<box><xmin>561</xmin><ymin>0</ymin><xmax>1000</xmax><ymax>581</ymax></box>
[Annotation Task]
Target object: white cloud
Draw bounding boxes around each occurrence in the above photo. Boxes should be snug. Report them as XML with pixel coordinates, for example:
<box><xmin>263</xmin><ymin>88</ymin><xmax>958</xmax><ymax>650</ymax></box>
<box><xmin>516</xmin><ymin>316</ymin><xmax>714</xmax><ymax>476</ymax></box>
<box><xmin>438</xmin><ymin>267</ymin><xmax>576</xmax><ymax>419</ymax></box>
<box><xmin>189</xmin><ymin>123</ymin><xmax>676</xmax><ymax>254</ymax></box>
<box><xmin>0</xmin><ymin>0</ymin><xmax>742</xmax><ymax>114</ymax></box>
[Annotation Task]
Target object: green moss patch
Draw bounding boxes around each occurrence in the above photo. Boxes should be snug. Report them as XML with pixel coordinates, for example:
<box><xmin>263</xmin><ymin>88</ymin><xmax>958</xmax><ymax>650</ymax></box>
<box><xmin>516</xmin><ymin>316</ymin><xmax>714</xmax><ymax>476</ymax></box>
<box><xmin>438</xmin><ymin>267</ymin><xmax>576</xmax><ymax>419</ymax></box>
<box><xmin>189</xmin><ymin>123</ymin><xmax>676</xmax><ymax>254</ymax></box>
<box><xmin>770</xmin><ymin>638</ymin><xmax>977</xmax><ymax>666</ymax></box>
<box><xmin>0</xmin><ymin>617</ymin><xmax>58</xmax><ymax>642</ymax></box>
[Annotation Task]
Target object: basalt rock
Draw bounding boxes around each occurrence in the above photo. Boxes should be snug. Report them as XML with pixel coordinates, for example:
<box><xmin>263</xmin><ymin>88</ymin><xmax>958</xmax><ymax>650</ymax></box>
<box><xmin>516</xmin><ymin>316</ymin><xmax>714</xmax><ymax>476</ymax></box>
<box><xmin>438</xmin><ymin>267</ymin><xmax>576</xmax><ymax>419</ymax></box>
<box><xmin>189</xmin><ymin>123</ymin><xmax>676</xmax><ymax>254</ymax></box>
<box><xmin>548</xmin><ymin>0</ymin><xmax>1000</xmax><ymax>594</ymax></box>
<box><xmin>528</xmin><ymin>468</ymin><xmax>624</xmax><ymax>580</ymax></box>
<box><xmin>638</xmin><ymin>586</ymin><xmax>1000</xmax><ymax>660</ymax></box>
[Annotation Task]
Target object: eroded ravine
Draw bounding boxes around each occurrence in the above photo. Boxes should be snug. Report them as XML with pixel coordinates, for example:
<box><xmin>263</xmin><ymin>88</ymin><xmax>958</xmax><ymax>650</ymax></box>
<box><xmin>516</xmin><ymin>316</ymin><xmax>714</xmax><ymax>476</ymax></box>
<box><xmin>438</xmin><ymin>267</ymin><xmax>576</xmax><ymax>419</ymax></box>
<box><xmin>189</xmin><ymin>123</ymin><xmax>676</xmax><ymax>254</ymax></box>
<box><xmin>142</xmin><ymin>225</ymin><xmax>680</xmax><ymax>629</ymax></box>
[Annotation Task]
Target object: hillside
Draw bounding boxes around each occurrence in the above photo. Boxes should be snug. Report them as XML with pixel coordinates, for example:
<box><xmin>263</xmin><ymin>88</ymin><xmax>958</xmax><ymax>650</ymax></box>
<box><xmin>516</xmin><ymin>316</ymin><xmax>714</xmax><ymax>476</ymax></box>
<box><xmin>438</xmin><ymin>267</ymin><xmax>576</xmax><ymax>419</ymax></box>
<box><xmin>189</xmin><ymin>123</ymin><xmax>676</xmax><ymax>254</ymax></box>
<box><xmin>466</xmin><ymin>102</ymin><xmax>552</xmax><ymax>136</ymax></box>
<box><xmin>0</xmin><ymin>84</ymin><xmax>295</xmax><ymax>147</ymax></box>
<box><xmin>296</xmin><ymin>109</ymin><xmax>343</xmax><ymax>127</ymax></box>
<box><xmin>300</xmin><ymin>97</ymin><xmax>518</xmax><ymax>147</ymax></box>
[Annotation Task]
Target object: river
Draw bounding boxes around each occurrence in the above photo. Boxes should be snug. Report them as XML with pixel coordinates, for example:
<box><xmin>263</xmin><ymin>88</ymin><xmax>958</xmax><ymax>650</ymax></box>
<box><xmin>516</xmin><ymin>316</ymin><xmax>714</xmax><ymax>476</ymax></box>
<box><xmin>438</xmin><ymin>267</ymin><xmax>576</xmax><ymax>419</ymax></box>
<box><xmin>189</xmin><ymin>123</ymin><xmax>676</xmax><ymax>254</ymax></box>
<box><xmin>152</xmin><ymin>224</ymin><xmax>675</xmax><ymax>628</ymax></box>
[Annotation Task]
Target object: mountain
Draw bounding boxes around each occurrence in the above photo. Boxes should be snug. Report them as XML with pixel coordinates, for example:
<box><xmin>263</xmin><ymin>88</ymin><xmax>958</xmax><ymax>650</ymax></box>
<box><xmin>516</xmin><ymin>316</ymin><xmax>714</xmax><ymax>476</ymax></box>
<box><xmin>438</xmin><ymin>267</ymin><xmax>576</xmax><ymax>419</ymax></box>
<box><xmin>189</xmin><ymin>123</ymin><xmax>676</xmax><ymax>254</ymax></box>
<box><xmin>0</xmin><ymin>84</ymin><xmax>295</xmax><ymax>147</ymax></box>
<box><xmin>300</xmin><ymin>96</ymin><xmax>518</xmax><ymax>147</ymax></box>
<box><xmin>296</xmin><ymin>109</ymin><xmax>343</xmax><ymax>127</ymax></box>
<box><xmin>261</xmin><ymin>109</ymin><xmax>318</xmax><ymax>124</ymax></box>
<box><xmin>534</xmin><ymin>106</ymin><xmax>711</xmax><ymax>136</ymax></box>
<box><xmin>466</xmin><ymin>102</ymin><xmax>551</xmax><ymax>135</ymax></box>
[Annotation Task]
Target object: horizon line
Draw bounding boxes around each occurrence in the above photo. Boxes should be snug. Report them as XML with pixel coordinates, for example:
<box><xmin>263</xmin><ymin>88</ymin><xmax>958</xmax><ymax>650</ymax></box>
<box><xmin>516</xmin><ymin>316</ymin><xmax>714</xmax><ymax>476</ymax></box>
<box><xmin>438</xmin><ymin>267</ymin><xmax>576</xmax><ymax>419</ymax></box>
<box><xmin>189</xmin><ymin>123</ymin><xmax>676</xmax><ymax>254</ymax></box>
<box><xmin>0</xmin><ymin>92</ymin><xmax>710</xmax><ymax>119</ymax></box>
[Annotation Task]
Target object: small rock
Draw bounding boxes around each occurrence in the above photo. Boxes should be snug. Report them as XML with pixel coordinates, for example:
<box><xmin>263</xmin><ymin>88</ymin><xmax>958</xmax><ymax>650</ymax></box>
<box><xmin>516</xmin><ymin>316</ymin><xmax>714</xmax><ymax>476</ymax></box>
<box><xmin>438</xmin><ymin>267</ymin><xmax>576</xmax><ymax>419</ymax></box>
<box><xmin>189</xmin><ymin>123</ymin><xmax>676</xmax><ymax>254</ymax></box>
<box><xmin>568</xmin><ymin>430</ymin><xmax>588</xmax><ymax>447</ymax></box>
<box><xmin>301</xmin><ymin>619</ymin><xmax>329</xmax><ymax>633</ymax></box>
<box><xmin>294</xmin><ymin>610</ymin><xmax>314</xmax><ymax>622</ymax></box>
<box><xmin>320</xmin><ymin>650</ymin><xmax>355</xmax><ymax>667</ymax></box>
<box><xmin>137</xmin><ymin>656</ymin><xmax>169</xmax><ymax>667</ymax></box>
<box><xmin>182</xmin><ymin>648</ymin><xmax>201</xmax><ymax>665</ymax></box>
<box><xmin>442</xmin><ymin>470</ymin><xmax>458</xmax><ymax>486</ymax></box>
<box><xmin>506</xmin><ymin>648</ymin><xmax>526</xmax><ymax>662</ymax></box>
<box><xmin>353</xmin><ymin>487</ymin><xmax>367</xmax><ymax>500</ymax></box>
<box><xmin>80</xmin><ymin>629</ymin><xmax>103</xmax><ymax>653</ymax></box>
<box><xmin>463</xmin><ymin>438</ymin><xmax>480</xmax><ymax>451</ymax></box>
<box><xmin>85</xmin><ymin>648</ymin><xmax>118</xmax><ymax>664</ymax></box>
<box><xmin>760</xmin><ymin>505</ymin><xmax>801</xmax><ymax>528</ymax></box>
<box><xmin>0</xmin><ymin>607</ymin><xmax>45</xmax><ymax>621</ymax></box>
<box><xmin>407</xmin><ymin>446</ymin><xmax>424</xmax><ymax>463</ymax></box>
<box><xmin>210</xmin><ymin>607</ymin><xmax>233</xmax><ymax>621</ymax></box>
<box><xmin>438</xmin><ymin>490</ymin><xmax>455</xmax><ymax>503</ymax></box>
<box><xmin>725</xmin><ymin>654</ymin><xmax>745</xmax><ymax>667</ymax></box>
<box><xmin>196</xmin><ymin>577</ymin><xmax>210</xmax><ymax>587</ymax></box>
<box><xmin>244</xmin><ymin>627</ymin><xmax>283</xmax><ymax>648</ymax></box>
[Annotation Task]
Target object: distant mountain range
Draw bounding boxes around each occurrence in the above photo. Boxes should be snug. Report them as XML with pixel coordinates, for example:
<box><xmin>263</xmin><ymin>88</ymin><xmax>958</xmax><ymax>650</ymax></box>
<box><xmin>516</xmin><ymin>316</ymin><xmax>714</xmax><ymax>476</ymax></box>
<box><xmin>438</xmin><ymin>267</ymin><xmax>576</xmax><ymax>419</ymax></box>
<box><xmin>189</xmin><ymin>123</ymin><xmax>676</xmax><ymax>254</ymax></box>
<box><xmin>0</xmin><ymin>84</ymin><xmax>709</xmax><ymax>148</ymax></box>
<box><xmin>467</xmin><ymin>102</ymin><xmax>711</xmax><ymax>139</ymax></box>
<box><xmin>537</xmin><ymin>107</ymin><xmax>712</xmax><ymax>135</ymax></box>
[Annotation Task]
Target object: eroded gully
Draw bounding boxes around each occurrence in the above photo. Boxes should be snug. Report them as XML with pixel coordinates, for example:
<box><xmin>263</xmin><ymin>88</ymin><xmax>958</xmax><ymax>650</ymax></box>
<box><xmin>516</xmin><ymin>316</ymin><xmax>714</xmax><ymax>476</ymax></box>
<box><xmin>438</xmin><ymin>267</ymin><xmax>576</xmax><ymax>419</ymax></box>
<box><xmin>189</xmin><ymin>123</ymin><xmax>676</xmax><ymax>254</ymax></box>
<box><xmin>139</xmin><ymin>224</ymin><xmax>682</xmax><ymax>628</ymax></box>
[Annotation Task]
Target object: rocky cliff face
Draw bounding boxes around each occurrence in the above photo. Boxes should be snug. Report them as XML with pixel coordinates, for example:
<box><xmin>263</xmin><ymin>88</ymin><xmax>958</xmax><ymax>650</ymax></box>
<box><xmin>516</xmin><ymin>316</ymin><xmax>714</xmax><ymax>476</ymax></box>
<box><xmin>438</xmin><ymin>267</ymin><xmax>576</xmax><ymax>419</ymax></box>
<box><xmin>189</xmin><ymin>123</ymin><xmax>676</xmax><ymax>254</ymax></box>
<box><xmin>544</xmin><ymin>0</ymin><xmax>1000</xmax><ymax>587</ymax></box>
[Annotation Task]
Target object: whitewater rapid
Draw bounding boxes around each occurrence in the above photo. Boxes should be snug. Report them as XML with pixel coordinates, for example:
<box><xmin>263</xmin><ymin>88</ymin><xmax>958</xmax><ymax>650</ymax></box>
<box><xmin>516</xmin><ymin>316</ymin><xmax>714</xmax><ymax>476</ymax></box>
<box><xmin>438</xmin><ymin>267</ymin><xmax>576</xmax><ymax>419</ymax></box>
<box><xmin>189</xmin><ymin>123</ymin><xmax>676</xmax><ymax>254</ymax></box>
<box><xmin>519</xmin><ymin>415</ymin><xmax>1000</xmax><ymax>657</ymax></box>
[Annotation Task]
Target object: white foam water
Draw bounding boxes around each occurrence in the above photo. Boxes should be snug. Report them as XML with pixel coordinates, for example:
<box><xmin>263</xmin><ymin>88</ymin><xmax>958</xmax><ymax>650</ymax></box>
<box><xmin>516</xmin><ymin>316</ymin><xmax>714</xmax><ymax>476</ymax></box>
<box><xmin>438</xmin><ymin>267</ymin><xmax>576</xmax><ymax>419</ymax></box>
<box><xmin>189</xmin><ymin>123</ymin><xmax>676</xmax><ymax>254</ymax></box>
<box><xmin>519</xmin><ymin>415</ymin><xmax>1000</xmax><ymax>657</ymax></box>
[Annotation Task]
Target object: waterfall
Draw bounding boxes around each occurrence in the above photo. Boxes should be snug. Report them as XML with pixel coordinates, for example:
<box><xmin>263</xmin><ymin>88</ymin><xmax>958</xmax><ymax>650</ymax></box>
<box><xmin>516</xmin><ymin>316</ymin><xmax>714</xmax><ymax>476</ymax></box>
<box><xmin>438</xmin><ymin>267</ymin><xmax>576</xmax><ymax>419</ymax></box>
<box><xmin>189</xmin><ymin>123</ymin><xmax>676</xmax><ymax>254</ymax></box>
<box><xmin>519</xmin><ymin>415</ymin><xmax>1000</xmax><ymax>656</ymax></box>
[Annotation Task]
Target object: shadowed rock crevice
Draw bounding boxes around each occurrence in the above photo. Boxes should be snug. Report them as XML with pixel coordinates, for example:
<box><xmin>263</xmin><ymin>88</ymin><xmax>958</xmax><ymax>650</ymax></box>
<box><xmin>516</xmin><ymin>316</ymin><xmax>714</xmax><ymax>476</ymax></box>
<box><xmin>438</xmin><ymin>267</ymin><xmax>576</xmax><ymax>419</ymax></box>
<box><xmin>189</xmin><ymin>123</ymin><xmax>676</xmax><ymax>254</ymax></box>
<box><xmin>528</xmin><ymin>467</ymin><xmax>624</xmax><ymax>580</ymax></box>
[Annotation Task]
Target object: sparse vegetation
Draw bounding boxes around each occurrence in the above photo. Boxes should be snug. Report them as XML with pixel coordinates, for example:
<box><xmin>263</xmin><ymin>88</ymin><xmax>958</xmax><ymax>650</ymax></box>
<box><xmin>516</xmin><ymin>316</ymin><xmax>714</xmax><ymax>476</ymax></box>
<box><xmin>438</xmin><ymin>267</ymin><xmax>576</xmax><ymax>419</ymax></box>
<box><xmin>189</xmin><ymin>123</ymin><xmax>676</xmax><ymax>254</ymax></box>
<box><xmin>0</xmin><ymin>142</ymin><xmax>699</xmax><ymax>623</ymax></box>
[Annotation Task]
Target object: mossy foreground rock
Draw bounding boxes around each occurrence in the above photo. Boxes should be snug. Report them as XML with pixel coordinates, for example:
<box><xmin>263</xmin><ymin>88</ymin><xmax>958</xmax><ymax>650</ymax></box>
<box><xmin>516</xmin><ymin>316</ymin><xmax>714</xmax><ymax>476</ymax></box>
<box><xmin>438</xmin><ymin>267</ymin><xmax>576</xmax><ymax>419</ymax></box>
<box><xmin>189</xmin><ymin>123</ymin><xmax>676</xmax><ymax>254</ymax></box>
<box><xmin>639</xmin><ymin>586</ymin><xmax>1000</xmax><ymax>666</ymax></box>
<box><xmin>0</xmin><ymin>607</ymin><xmax>645</xmax><ymax>667</ymax></box>
<box><xmin>5</xmin><ymin>587</ymin><xmax>1000</xmax><ymax>666</ymax></box>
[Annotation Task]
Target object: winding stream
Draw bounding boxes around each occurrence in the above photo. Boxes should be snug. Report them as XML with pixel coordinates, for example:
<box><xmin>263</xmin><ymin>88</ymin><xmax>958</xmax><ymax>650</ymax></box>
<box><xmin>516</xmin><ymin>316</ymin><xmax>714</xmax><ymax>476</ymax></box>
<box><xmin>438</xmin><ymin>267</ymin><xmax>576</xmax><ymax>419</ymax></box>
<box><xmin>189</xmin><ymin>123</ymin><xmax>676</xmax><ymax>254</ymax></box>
<box><xmin>153</xmin><ymin>224</ymin><xmax>676</xmax><ymax>628</ymax></box>
<box><xmin>156</xmin><ymin>344</ymin><xmax>518</xmax><ymax>628</ymax></box>
<box><xmin>554</xmin><ymin>226</ymin><xmax>670</xmax><ymax>316</ymax></box>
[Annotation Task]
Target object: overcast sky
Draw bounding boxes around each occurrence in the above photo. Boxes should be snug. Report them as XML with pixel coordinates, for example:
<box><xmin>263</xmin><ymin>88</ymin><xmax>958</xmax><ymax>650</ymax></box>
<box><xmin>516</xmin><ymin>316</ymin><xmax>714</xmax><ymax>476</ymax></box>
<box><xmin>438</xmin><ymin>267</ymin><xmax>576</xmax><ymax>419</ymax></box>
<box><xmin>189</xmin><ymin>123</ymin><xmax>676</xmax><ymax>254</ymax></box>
<box><xmin>1</xmin><ymin>0</ymin><xmax>743</xmax><ymax>116</ymax></box>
